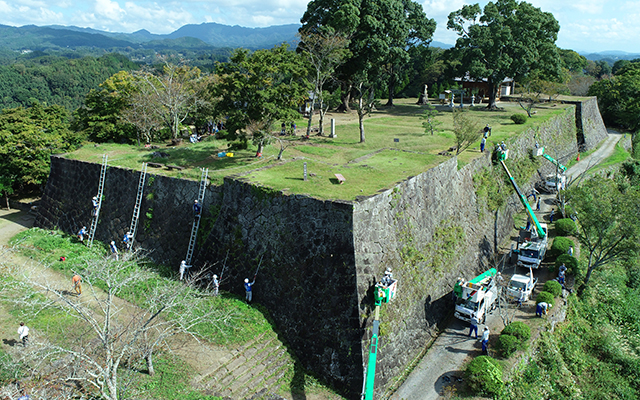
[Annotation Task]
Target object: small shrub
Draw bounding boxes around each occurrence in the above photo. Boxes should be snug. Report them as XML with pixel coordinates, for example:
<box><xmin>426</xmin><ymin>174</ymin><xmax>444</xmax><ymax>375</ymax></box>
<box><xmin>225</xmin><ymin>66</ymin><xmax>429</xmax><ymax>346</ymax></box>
<box><xmin>228</xmin><ymin>139</ymin><xmax>248</xmax><ymax>151</ymax></box>
<box><xmin>549</xmin><ymin>237</ymin><xmax>575</xmax><ymax>259</ymax></box>
<box><xmin>536</xmin><ymin>291</ymin><xmax>555</xmax><ymax>306</ymax></box>
<box><xmin>554</xmin><ymin>254</ymin><xmax>579</xmax><ymax>275</ymax></box>
<box><xmin>464</xmin><ymin>356</ymin><xmax>504</xmax><ymax>395</ymax></box>
<box><xmin>496</xmin><ymin>334</ymin><xmax>520</xmax><ymax>358</ymax></box>
<box><xmin>502</xmin><ymin>321</ymin><xmax>532</xmax><ymax>342</ymax></box>
<box><xmin>555</xmin><ymin>218</ymin><xmax>577</xmax><ymax>236</ymax></box>
<box><xmin>543</xmin><ymin>280</ymin><xmax>563</xmax><ymax>297</ymax></box>
<box><xmin>511</xmin><ymin>114</ymin><xmax>527</xmax><ymax>124</ymax></box>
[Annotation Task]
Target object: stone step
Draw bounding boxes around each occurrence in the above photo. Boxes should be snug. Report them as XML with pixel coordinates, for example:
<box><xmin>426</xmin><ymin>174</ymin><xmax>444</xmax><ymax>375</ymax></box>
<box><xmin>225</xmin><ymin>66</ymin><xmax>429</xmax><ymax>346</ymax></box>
<box><xmin>237</xmin><ymin>348</ymin><xmax>290</xmax><ymax>391</ymax></box>
<box><xmin>221</xmin><ymin>344</ymin><xmax>284</xmax><ymax>393</ymax></box>
<box><xmin>241</xmin><ymin>354</ymin><xmax>292</xmax><ymax>398</ymax></box>
<box><xmin>199</xmin><ymin>335</ymin><xmax>282</xmax><ymax>392</ymax></box>
<box><xmin>195</xmin><ymin>331</ymin><xmax>278</xmax><ymax>386</ymax></box>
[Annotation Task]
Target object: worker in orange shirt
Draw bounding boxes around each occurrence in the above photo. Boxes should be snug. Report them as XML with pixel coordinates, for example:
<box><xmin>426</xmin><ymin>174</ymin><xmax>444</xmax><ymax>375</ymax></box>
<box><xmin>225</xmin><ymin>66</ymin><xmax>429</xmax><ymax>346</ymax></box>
<box><xmin>72</xmin><ymin>274</ymin><xmax>82</xmax><ymax>296</ymax></box>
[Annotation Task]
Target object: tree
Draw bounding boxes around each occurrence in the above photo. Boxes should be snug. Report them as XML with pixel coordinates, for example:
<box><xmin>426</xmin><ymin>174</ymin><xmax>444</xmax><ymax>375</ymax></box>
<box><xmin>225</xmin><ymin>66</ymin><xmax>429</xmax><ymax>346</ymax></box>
<box><xmin>353</xmin><ymin>73</ymin><xmax>376</xmax><ymax>143</ymax></box>
<box><xmin>297</xmin><ymin>29</ymin><xmax>350</xmax><ymax>136</ymax></box>
<box><xmin>558</xmin><ymin>49</ymin><xmax>588</xmax><ymax>73</ymax></box>
<box><xmin>377</xmin><ymin>0</ymin><xmax>436</xmax><ymax>106</ymax></box>
<box><xmin>0</xmin><ymin>175</ymin><xmax>13</xmax><ymax>209</ymax></box>
<box><xmin>420</xmin><ymin>103</ymin><xmax>442</xmax><ymax>135</ymax></box>
<box><xmin>515</xmin><ymin>78</ymin><xmax>565</xmax><ymax>117</ymax></box>
<box><xmin>0</xmin><ymin>102</ymin><xmax>82</xmax><ymax>192</ymax></box>
<box><xmin>300</xmin><ymin>0</ymin><xmax>436</xmax><ymax>109</ymax></box>
<box><xmin>72</xmin><ymin>70</ymin><xmax>138</xmax><ymax>144</ymax></box>
<box><xmin>588</xmin><ymin>65</ymin><xmax>640</xmax><ymax>130</ymax></box>
<box><xmin>446</xmin><ymin>0</ymin><xmax>561</xmax><ymax>109</ymax></box>
<box><xmin>132</xmin><ymin>63</ymin><xmax>203</xmax><ymax>139</ymax></box>
<box><xmin>565</xmin><ymin>176</ymin><xmax>640</xmax><ymax>294</ymax></box>
<box><xmin>452</xmin><ymin>109</ymin><xmax>481</xmax><ymax>155</ymax></box>
<box><xmin>7</xmin><ymin>253</ymin><xmax>235</xmax><ymax>400</ymax></box>
<box><xmin>214</xmin><ymin>44</ymin><xmax>309</xmax><ymax>154</ymax></box>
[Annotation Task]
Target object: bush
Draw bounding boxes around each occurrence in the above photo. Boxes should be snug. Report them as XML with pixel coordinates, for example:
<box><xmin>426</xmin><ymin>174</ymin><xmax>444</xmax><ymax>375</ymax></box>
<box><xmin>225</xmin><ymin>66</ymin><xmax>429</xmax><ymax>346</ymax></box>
<box><xmin>464</xmin><ymin>356</ymin><xmax>504</xmax><ymax>395</ymax></box>
<box><xmin>555</xmin><ymin>218</ymin><xmax>577</xmax><ymax>236</ymax></box>
<box><xmin>549</xmin><ymin>237</ymin><xmax>575</xmax><ymax>259</ymax></box>
<box><xmin>543</xmin><ymin>280</ymin><xmax>563</xmax><ymax>297</ymax></box>
<box><xmin>496</xmin><ymin>334</ymin><xmax>520</xmax><ymax>358</ymax></box>
<box><xmin>554</xmin><ymin>254</ymin><xmax>579</xmax><ymax>275</ymax></box>
<box><xmin>511</xmin><ymin>114</ymin><xmax>527</xmax><ymax>124</ymax></box>
<box><xmin>502</xmin><ymin>321</ymin><xmax>532</xmax><ymax>342</ymax></box>
<box><xmin>536</xmin><ymin>291</ymin><xmax>555</xmax><ymax>306</ymax></box>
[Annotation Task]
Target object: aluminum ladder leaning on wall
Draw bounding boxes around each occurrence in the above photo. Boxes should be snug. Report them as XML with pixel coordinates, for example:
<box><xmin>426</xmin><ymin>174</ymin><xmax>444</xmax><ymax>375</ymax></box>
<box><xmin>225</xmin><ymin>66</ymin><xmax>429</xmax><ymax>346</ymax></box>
<box><xmin>88</xmin><ymin>154</ymin><xmax>108</xmax><ymax>248</ymax></box>
<box><xmin>184</xmin><ymin>168</ymin><xmax>209</xmax><ymax>265</ymax></box>
<box><xmin>127</xmin><ymin>162</ymin><xmax>148</xmax><ymax>250</ymax></box>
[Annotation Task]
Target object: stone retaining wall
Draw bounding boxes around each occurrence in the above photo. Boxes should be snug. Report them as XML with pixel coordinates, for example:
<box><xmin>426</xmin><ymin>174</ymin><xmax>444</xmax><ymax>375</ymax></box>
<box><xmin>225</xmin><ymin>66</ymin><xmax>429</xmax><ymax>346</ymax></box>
<box><xmin>35</xmin><ymin>100</ymin><xmax>608</xmax><ymax>398</ymax></box>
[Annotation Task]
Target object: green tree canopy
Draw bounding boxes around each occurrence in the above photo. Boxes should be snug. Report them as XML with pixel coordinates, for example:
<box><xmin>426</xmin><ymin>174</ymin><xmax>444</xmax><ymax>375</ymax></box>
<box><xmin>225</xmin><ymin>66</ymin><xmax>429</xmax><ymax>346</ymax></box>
<box><xmin>213</xmin><ymin>44</ymin><xmax>309</xmax><ymax>153</ymax></box>
<box><xmin>300</xmin><ymin>0</ymin><xmax>436</xmax><ymax>109</ymax></box>
<box><xmin>0</xmin><ymin>102</ymin><xmax>82</xmax><ymax>190</ymax></box>
<box><xmin>446</xmin><ymin>0</ymin><xmax>561</xmax><ymax>109</ymax></box>
<box><xmin>566</xmin><ymin>176</ymin><xmax>640</xmax><ymax>293</ymax></box>
<box><xmin>588</xmin><ymin>65</ymin><xmax>640</xmax><ymax>131</ymax></box>
<box><xmin>72</xmin><ymin>70</ymin><xmax>138</xmax><ymax>143</ymax></box>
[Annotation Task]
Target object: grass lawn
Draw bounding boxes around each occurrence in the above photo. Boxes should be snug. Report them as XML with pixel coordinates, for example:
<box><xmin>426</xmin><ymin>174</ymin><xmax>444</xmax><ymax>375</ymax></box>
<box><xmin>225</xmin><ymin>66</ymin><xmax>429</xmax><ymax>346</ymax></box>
<box><xmin>64</xmin><ymin>98</ymin><xmax>574</xmax><ymax>200</ymax></box>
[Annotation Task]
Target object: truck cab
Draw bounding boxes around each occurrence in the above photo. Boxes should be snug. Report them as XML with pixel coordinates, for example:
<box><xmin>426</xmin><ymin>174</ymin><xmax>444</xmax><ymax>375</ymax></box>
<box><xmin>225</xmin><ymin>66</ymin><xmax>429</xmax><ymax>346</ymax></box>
<box><xmin>506</xmin><ymin>272</ymin><xmax>538</xmax><ymax>302</ymax></box>
<box><xmin>517</xmin><ymin>223</ymin><xmax>548</xmax><ymax>268</ymax></box>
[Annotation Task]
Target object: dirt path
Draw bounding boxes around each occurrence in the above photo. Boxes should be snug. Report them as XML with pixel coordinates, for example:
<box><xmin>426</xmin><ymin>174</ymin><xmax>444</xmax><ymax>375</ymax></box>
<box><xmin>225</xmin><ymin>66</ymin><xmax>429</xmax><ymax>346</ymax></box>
<box><xmin>0</xmin><ymin>208</ymin><xmax>235</xmax><ymax>385</ymax></box>
<box><xmin>390</xmin><ymin>131</ymin><xmax>621</xmax><ymax>400</ymax></box>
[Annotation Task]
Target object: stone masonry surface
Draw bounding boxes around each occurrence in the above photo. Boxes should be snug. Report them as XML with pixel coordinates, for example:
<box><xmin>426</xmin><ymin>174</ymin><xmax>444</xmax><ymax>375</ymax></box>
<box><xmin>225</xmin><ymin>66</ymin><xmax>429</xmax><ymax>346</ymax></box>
<box><xmin>35</xmin><ymin>100</ymin><xmax>607</xmax><ymax>399</ymax></box>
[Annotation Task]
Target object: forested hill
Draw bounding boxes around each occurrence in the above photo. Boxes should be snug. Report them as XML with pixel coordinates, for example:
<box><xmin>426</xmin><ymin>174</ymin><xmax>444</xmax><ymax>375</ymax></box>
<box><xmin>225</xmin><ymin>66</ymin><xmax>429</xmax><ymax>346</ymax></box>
<box><xmin>0</xmin><ymin>23</ymin><xmax>299</xmax><ymax>53</ymax></box>
<box><xmin>0</xmin><ymin>53</ymin><xmax>139</xmax><ymax>111</ymax></box>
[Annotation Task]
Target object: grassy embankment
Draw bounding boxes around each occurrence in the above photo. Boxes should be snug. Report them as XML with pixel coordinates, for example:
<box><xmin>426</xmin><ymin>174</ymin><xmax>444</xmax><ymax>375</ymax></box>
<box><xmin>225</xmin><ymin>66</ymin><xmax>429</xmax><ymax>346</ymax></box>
<box><xmin>0</xmin><ymin>229</ymin><xmax>337</xmax><ymax>399</ymax></box>
<box><xmin>65</xmin><ymin>99</ymin><xmax>571</xmax><ymax>200</ymax></box>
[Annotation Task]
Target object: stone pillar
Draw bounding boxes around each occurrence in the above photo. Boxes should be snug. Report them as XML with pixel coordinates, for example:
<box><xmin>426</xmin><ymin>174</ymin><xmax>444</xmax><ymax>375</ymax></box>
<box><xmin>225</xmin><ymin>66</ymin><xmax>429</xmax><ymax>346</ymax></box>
<box><xmin>330</xmin><ymin>118</ymin><xmax>336</xmax><ymax>138</ymax></box>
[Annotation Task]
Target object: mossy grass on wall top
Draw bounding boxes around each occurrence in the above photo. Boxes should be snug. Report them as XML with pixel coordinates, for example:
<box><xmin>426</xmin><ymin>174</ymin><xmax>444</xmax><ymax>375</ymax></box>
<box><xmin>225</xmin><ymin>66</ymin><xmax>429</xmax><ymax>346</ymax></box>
<box><xmin>64</xmin><ymin>98</ymin><xmax>573</xmax><ymax>201</ymax></box>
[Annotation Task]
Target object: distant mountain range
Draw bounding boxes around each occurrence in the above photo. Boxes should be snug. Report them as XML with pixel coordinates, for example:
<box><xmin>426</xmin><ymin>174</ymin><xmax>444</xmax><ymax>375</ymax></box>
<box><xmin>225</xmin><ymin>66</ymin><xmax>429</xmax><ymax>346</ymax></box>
<box><xmin>0</xmin><ymin>23</ymin><xmax>301</xmax><ymax>53</ymax></box>
<box><xmin>581</xmin><ymin>50</ymin><xmax>640</xmax><ymax>62</ymax></box>
<box><xmin>0</xmin><ymin>22</ymin><xmax>637</xmax><ymax>63</ymax></box>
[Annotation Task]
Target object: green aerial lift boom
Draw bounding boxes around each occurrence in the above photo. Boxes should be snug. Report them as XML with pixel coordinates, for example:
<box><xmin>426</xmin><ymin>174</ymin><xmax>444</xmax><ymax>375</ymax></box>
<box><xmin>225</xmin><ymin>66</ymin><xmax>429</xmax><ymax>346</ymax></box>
<box><xmin>496</xmin><ymin>146</ymin><xmax>546</xmax><ymax>240</ymax></box>
<box><xmin>535</xmin><ymin>146</ymin><xmax>567</xmax><ymax>172</ymax></box>
<box><xmin>497</xmin><ymin>145</ymin><xmax>549</xmax><ymax>268</ymax></box>
<box><xmin>362</xmin><ymin>273</ymin><xmax>398</xmax><ymax>400</ymax></box>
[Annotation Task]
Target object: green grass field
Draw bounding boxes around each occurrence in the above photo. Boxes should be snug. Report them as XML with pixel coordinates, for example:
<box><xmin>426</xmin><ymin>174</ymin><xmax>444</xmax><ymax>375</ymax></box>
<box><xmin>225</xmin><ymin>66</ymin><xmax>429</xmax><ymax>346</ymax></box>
<box><xmin>64</xmin><ymin>98</ymin><xmax>573</xmax><ymax>200</ymax></box>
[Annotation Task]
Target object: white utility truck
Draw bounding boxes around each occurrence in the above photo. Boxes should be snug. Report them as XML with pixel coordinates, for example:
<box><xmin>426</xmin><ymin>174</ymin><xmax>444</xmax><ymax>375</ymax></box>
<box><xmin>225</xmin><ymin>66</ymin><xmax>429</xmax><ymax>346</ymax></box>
<box><xmin>454</xmin><ymin>268</ymin><xmax>498</xmax><ymax>324</ymax></box>
<box><xmin>506</xmin><ymin>266</ymin><xmax>538</xmax><ymax>302</ymax></box>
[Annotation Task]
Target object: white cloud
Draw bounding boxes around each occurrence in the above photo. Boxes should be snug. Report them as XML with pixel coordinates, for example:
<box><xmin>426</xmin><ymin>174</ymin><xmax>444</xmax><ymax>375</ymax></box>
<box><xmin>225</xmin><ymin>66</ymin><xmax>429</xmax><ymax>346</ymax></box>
<box><xmin>94</xmin><ymin>0</ymin><xmax>124</xmax><ymax>20</ymax></box>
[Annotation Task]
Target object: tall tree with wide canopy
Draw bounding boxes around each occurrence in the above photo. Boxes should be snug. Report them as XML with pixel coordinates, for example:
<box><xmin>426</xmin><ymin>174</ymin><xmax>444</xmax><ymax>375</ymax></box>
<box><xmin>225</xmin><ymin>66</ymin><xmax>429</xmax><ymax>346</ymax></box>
<box><xmin>214</xmin><ymin>44</ymin><xmax>309</xmax><ymax>154</ymax></box>
<box><xmin>446</xmin><ymin>0</ymin><xmax>561</xmax><ymax>109</ymax></box>
<box><xmin>132</xmin><ymin>63</ymin><xmax>203</xmax><ymax>139</ymax></box>
<box><xmin>379</xmin><ymin>0</ymin><xmax>436</xmax><ymax>106</ymax></box>
<box><xmin>588</xmin><ymin>63</ymin><xmax>640</xmax><ymax>131</ymax></box>
<box><xmin>0</xmin><ymin>102</ymin><xmax>81</xmax><ymax>192</ymax></box>
<box><xmin>300</xmin><ymin>0</ymin><xmax>435</xmax><ymax>109</ymax></box>
<box><xmin>566</xmin><ymin>176</ymin><xmax>640</xmax><ymax>294</ymax></box>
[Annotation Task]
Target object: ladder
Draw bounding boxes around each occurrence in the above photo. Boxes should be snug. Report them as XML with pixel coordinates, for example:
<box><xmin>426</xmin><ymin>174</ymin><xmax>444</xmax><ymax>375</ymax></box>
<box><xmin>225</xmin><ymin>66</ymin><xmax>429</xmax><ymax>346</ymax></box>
<box><xmin>127</xmin><ymin>163</ymin><xmax>148</xmax><ymax>250</ymax></box>
<box><xmin>88</xmin><ymin>155</ymin><xmax>108</xmax><ymax>248</ymax></box>
<box><xmin>184</xmin><ymin>168</ymin><xmax>208</xmax><ymax>265</ymax></box>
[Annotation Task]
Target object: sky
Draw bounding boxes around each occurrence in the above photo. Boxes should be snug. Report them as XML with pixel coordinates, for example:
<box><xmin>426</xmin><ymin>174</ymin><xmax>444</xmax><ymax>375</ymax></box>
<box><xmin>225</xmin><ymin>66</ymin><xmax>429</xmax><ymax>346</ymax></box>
<box><xmin>1</xmin><ymin>0</ymin><xmax>639</xmax><ymax>54</ymax></box>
